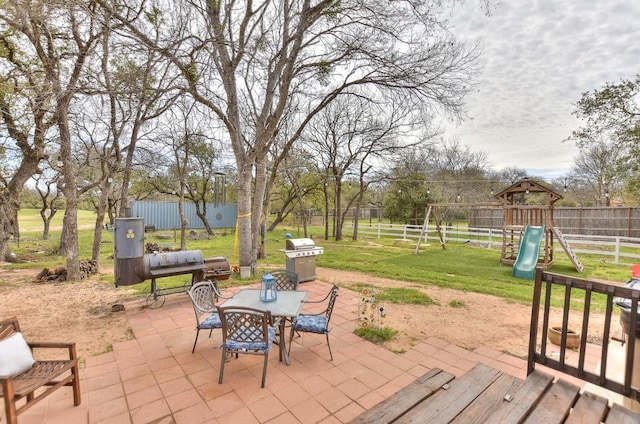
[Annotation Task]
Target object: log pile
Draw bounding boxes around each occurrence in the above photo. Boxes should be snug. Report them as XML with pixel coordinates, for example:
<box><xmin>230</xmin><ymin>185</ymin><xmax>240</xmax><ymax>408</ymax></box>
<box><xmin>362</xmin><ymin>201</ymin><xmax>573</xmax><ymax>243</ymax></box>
<box><xmin>34</xmin><ymin>259</ymin><xmax>98</xmax><ymax>283</ymax></box>
<box><xmin>145</xmin><ymin>243</ymin><xmax>176</xmax><ymax>253</ymax></box>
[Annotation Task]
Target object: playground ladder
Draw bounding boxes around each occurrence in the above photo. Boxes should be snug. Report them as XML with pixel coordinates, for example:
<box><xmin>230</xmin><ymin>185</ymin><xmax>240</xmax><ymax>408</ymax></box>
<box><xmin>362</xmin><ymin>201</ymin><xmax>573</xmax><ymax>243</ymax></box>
<box><xmin>551</xmin><ymin>226</ymin><xmax>584</xmax><ymax>273</ymax></box>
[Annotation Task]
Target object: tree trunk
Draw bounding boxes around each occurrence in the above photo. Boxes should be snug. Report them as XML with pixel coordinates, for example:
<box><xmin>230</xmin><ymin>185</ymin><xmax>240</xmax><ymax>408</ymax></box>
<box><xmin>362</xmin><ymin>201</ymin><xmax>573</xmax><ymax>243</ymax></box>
<box><xmin>237</xmin><ymin>163</ymin><xmax>254</xmax><ymax>269</ymax></box>
<box><xmin>91</xmin><ymin>181</ymin><xmax>111</xmax><ymax>265</ymax></box>
<box><xmin>58</xmin><ymin>104</ymin><xmax>81</xmax><ymax>280</ymax></box>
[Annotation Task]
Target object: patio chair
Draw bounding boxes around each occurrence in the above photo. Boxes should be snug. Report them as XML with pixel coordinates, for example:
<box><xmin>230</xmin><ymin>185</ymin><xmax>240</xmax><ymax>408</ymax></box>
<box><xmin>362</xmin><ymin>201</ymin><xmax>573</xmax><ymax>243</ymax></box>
<box><xmin>217</xmin><ymin>306</ymin><xmax>276</xmax><ymax>388</ymax></box>
<box><xmin>187</xmin><ymin>280</ymin><xmax>227</xmax><ymax>353</ymax></box>
<box><xmin>288</xmin><ymin>284</ymin><xmax>339</xmax><ymax>361</ymax></box>
<box><xmin>270</xmin><ymin>269</ymin><xmax>299</xmax><ymax>291</ymax></box>
<box><xmin>1</xmin><ymin>317</ymin><xmax>81</xmax><ymax>424</ymax></box>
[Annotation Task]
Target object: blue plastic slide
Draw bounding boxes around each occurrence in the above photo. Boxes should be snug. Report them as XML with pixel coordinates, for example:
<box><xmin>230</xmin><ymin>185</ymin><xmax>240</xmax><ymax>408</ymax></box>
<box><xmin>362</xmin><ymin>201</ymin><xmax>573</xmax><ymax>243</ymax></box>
<box><xmin>512</xmin><ymin>225</ymin><xmax>545</xmax><ymax>279</ymax></box>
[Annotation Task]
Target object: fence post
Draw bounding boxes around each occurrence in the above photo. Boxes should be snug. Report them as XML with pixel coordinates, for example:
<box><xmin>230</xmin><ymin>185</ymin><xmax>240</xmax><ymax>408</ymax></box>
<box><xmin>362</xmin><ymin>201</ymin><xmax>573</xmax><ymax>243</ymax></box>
<box><xmin>377</xmin><ymin>223</ymin><xmax>381</xmax><ymax>239</ymax></box>
<box><xmin>403</xmin><ymin>226</ymin><xmax>407</xmax><ymax>240</ymax></box>
<box><xmin>615</xmin><ymin>236</ymin><xmax>620</xmax><ymax>264</ymax></box>
<box><xmin>442</xmin><ymin>225</ymin><xmax>447</xmax><ymax>243</ymax></box>
<box><xmin>488</xmin><ymin>229</ymin><xmax>492</xmax><ymax>249</ymax></box>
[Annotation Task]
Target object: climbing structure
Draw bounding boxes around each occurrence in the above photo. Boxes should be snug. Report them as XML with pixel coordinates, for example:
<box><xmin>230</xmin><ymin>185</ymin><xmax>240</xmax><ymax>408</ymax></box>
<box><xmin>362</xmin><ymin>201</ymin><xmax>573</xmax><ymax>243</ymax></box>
<box><xmin>494</xmin><ymin>178</ymin><xmax>582</xmax><ymax>272</ymax></box>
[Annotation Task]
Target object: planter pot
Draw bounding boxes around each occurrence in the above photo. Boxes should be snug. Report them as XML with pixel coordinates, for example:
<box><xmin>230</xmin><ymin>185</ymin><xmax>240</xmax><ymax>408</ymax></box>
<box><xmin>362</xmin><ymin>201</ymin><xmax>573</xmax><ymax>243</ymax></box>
<box><xmin>548</xmin><ymin>326</ymin><xmax>580</xmax><ymax>349</ymax></box>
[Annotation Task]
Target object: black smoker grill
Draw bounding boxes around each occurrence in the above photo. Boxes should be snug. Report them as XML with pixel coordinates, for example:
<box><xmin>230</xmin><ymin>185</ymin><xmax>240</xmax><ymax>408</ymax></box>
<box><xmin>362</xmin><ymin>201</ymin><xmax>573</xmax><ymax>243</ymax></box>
<box><xmin>282</xmin><ymin>238</ymin><xmax>323</xmax><ymax>283</ymax></box>
<box><xmin>113</xmin><ymin>218</ymin><xmax>228</xmax><ymax>308</ymax></box>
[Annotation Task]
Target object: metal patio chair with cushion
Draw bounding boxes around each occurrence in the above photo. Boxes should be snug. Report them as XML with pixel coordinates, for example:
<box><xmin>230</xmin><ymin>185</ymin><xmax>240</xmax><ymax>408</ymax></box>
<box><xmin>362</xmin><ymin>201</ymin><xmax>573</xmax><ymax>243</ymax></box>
<box><xmin>269</xmin><ymin>269</ymin><xmax>299</xmax><ymax>291</ymax></box>
<box><xmin>0</xmin><ymin>317</ymin><xmax>81</xmax><ymax>424</ymax></box>
<box><xmin>217</xmin><ymin>306</ymin><xmax>276</xmax><ymax>388</ymax></box>
<box><xmin>288</xmin><ymin>284</ymin><xmax>339</xmax><ymax>361</ymax></box>
<box><xmin>187</xmin><ymin>280</ymin><xmax>227</xmax><ymax>353</ymax></box>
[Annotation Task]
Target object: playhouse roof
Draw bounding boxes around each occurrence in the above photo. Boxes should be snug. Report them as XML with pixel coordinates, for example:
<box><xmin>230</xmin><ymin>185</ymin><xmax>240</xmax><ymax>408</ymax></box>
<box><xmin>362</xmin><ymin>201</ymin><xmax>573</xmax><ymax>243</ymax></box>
<box><xmin>493</xmin><ymin>178</ymin><xmax>563</xmax><ymax>205</ymax></box>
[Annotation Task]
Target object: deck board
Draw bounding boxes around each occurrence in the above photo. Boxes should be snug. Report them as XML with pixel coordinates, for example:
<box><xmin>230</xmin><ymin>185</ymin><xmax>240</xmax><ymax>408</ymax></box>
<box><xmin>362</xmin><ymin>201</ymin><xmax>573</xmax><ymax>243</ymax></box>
<box><xmin>351</xmin><ymin>362</ymin><xmax>639</xmax><ymax>424</ymax></box>
<box><xmin>565</xmin><ymin>391</ymin><xmax>608</xmax><ymax>424</ymax></box>
<box><xmin>450</xmin><ymin>372</ymin><xmax>522</xmax><ymax>424</ymax></box>
<box><xmin>396</xmin><ymin>363</ymin><xmax>501</xmax><ymax>424</ymax></box>
<box><xmin>604</xmin><ymin>403</ymin><xmax>640</xmax><ymax>424</ymax></box>
<box><xmin>472</xmin><ymin>369</ymin><xmax>554</xmax><ymax>424</ymax></box>
<box><xmin>348</xmin><ymin>368</ymin><xmax>455</xmax><ymax>424</ymax></box>
<box><xmin>522</xmin><ymin>378</ymin><xmax>580</xmax><ymax>424</ymax></box>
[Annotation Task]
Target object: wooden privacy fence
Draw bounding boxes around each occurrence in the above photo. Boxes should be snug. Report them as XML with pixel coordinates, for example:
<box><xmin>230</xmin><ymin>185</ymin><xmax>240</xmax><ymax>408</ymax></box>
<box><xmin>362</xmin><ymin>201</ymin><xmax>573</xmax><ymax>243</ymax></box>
<box><xmin>470</xmin><ymin>206</ymin><xmax>640</xmax><ymax>238</ymax></box>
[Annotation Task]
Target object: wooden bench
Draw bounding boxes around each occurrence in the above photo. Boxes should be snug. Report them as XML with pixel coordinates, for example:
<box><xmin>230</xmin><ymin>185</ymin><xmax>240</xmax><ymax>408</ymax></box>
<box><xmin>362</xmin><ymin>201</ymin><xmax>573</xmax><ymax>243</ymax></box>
<box><xmin>0</xmin><ymin>317</ymin><xmax>81</xmax><ymax>424</ymax></box>
<box><xmin>350</xmin><ymin>363</ymin><xmax>640</xmax><ymax>423</ymax></box>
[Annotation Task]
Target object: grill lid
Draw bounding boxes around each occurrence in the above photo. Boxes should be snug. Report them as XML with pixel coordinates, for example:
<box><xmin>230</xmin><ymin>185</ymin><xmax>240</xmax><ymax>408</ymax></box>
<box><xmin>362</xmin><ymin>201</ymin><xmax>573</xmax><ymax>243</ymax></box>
<box><xmin>614</xmin><ymin>278</ymin><xmax>640</xmax><ymax>311</ymax></box>
<box><xmin>285</xmin><ymin>238</ymin><xmax>316</xmax><ymax>250</ymax></box>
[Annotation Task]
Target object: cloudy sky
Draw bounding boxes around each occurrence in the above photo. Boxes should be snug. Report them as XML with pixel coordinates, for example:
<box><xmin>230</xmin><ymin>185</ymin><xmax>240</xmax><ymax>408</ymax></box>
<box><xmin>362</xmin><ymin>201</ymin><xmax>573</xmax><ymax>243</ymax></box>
<box><xmin>443</xmin><ymin>0</ymin><xmax>640</xmax><ymax>179</ymax></box>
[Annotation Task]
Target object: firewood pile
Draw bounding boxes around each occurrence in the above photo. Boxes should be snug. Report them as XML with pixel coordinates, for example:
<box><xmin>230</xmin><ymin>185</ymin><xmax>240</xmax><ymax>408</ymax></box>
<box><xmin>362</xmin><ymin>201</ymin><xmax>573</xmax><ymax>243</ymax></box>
<box><xmin>145</xmin><ymin>243</ymin><xmax>176</xmax><ymax>253</ymax></box>
<box><xmin>34</xmin><ymin>259</ymin><xmax>98</xmax><ymax>283</ymax></box>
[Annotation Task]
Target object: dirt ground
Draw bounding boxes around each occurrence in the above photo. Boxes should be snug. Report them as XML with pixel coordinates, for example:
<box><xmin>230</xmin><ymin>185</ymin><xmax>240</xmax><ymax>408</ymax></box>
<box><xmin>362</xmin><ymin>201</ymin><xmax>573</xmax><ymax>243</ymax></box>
<box><xmin>0</xmin><ymin>264</ymin><xmax>617</xmax><ymax>363</ymax></box>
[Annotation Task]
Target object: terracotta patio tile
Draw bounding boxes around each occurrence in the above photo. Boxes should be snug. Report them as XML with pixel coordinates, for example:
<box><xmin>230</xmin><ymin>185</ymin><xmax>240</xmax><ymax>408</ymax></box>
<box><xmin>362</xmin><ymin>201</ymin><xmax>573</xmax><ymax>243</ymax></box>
<box><xmin>181</xmin><ymin>357</ymin><xmax>213</xmax><ymax>375</ymax></box>
<box><xmin>159</xmin><ymin>376</ymin><xmax>194</xmax><ymax>397</ymax></box>
<box><xmin>297</xmin><ymin>375</ymin><xmax>333</xmax><ymax>396</ymax></box>
<box><xmin>265</xmin><ymin>411</ymin><xmax>302</xmax><ymax>424</ymax></box>
<box><xmin>85</xmin><ymin>371</ymin><xmax>122</xmax><ymax>391</ymax></box>
<box><xmin>336</xmin><ymin>378</ymin><xmax>371</xmax><ymax>400</ymax></box>
<box><xmin>166</xmin><ymin>388</ymin><xmax>202</xmax><ymax>413</ymax></box>
<box><xmin>207</xmin><ymin>391</ymin><xmax>244</xmax><ymax>418</ymax></box>
<box><xmin>122</xmin><ymin>373</ymin><xmax>158</xmax><ymax>395</ymax></box>
<box><xmin>130</xmin><ymin>399</ymin><xmax>172</xmax><ymax>424</ymax></box>
<box><xmin>197</xmin><ymin>380</ymin><xmax>233</xmax><ymax>400</ymax></box>
<box><xmin>154</xmin><ymin>364</ymin><xmax>187</xmax><ymax>383</ymax></box>
<box><xmin>85</xmin><ymin>352</ymin><xmax>116</xmax><ymax>367</ymax></box>
<box><xmin>497</xmin><ymin>352</ymin><xmax>527</xmax><ymax>369</ymax></box>
<box><xmin>125</xmin><ymin>384</ymin><xmax>164</xmax><ymax>410</ymax></box>
<box><xmin>334</xmin><ymin>401</ymin><xmax>366</xmax><ymax>423</ymax></box>
<box><xmin>119</xmin><ymin>363</ymin><xmax>153</xmax><ymax>381</ymax></box>
<box><xmin>247</xmin><ymin>394</ymin><xmax>288</xmax><ymax>422</ymax></box>
<box><xmin>289</xmin><ymin>397</ymin><xmax>330</xmax><ymax>424</ymax></box>
<box><xmin>116</xmin><ymin>353</ymin><xmax>148</xmax><ymax>370</ymax></box>
<box><xmin>356</xmin><ymin>390</ymin><xmax>385</xmax><ymax>410</ymax></box>
<box><xmin>88</xmin><ymin>396</ymin><xmax>129</xmax><ymax>423</ymax></box>
<box><xmin>315</xmin><ymin>387</ymin><xmax>351</xmax><ymax>413</ymax></box>
<box><xmin>173</xmin><ymin>401</ymin><xmax>216</xmax><ymax>424</ymax></box>
<box><xmin>269</xmin><ymin>381</ymin><xmax>311</xmax><ymax>409</ymax></box>
<box><xmin>88</xmin><ymin>383</ymin><xmax>124</xmax><ymax>405</ymax></box>
<box><xmin>91</xmin><ymin>411</ymin><xmax>132</xmax><ymax>424</ymax></box>
<box><xmin>85</xmin><ymin>361</ymin><xmax>119</xmax><ymax>379</ymax></box>
<box><xmin>189</xmin><ymin>367</ymin><xmax>217</xmax><ymax>388</ymax></box>
<box><xmin>217</xmin><ymin>406</ymin><xmax>260</xmax><ymax>424</ymax></box>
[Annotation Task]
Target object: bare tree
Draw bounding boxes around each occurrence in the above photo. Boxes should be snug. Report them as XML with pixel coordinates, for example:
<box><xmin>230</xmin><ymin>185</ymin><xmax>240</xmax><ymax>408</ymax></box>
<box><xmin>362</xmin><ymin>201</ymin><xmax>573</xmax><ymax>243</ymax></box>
<box><xmin>97</xmin><ymin>0</ymin><xmax>484</xmax><ymax>270</ymax></box>
<box><xmin>32</xmin><ymin>166</ymin><xmax>63</xmax><ymax>240</ymax></box>
<box><xmin>568</xmin><ymin>141</ymin><xmax>627</xmax><ymax>206</ymax></box>
<box><xmin>304</xmin><ymin>96</ymin><xmax>420</xmax><ymax>240</ymax></box>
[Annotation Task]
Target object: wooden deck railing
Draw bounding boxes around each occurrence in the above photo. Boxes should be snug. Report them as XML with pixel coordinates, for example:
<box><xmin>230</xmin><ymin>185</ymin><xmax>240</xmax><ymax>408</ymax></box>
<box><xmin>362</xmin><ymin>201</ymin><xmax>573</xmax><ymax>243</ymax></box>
<box><xmin>528</xmin><ymin>268</ymin><xmax>640</xmax><ymax>400</ymax></box>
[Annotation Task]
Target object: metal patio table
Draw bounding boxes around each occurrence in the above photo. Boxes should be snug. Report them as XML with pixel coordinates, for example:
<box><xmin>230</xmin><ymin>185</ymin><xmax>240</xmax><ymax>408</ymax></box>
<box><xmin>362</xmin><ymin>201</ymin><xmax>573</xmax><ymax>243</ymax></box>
<box><xmin>220</xmin><ymin>289</ymin><xmax>308</xmax><ymax>365</ymax></box>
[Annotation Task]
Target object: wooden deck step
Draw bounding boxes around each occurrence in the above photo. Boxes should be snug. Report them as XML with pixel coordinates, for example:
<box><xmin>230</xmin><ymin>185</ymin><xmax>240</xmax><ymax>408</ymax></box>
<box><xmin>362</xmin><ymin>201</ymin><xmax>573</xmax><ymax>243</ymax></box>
<box><xmin>565</xmin><ymin>391</ymin><xmax>608</xmax><ymax>424</ymax></box>
<box><xmin>522</xmin><ymin>378</ymin><xmax>580</xmax><ymax>424</ymax></box>
<box><xmin>396</xmin><ymin>363</ymin><xmax>501</xmax><ymax>424</ymax></box>
<box><xmin>604</xmin><ymin>403</ymin><xmax>640</xmax><ymax>424</ymax></box>
<box><xmin>462</xmin><ymin>369</ymin><xmax>554</xmax><ymax>424</ymax></box>
<box><xmin>348</xmin><ymin>367</ymin><xmax>455</xmax><ymax>424</ymax></box>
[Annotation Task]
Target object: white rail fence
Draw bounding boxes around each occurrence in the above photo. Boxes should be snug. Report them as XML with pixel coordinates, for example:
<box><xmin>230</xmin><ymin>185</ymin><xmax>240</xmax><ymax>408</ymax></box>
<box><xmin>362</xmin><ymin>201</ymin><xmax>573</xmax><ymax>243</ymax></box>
<box><xmin>349</xmin><ymin>223</ymin><xmax>640</xmax><ymax>265</ymax></box>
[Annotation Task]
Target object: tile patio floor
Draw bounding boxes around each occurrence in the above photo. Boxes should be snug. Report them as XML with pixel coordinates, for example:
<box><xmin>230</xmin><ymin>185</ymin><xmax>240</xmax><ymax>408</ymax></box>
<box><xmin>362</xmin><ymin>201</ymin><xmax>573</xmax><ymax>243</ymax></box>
<box><xmin>6</xmin><ymin>280</ymin><xmax>633</xmax><ymax>424</ymax></box>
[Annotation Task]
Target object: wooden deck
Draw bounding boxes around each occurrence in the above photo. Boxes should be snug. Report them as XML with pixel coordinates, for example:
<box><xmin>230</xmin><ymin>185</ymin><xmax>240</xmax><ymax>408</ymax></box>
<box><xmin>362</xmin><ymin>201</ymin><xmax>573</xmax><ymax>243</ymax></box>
<box><xmin>350</xmin><ymin>363</ymin><xmax>640</xmax><ymax>424</ymax></box>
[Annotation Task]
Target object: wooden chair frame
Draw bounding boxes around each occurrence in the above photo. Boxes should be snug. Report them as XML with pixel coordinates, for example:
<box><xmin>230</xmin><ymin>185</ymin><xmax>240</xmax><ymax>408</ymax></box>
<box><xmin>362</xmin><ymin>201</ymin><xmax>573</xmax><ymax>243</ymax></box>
<box><xmin>1</xmin><ymin>317</ymin><xmax>81</xmax><ymax>424</ymax></box>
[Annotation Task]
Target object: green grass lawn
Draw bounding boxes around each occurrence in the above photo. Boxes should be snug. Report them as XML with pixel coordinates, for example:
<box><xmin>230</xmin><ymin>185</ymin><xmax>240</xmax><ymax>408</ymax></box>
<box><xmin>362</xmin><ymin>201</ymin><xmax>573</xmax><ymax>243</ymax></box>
<box><xmin>7</xmin><ymin>209</ymin><xmax>636</xmax><ymax>308</ymax></box>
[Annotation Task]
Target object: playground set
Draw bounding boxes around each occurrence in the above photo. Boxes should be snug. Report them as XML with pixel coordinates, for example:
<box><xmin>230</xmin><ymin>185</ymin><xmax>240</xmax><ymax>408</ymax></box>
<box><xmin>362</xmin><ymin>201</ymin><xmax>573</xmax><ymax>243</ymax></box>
<box><xmin>415</xmin><ymin>178</ymin><xmax>583</xmax><ymax>279</ymax></box>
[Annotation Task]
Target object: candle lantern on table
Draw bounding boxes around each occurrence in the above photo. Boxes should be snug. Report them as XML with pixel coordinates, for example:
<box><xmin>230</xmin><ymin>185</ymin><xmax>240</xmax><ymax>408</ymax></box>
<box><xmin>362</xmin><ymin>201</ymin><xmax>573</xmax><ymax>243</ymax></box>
<box><xmin>260</xmin><ymin>273</ymin><xmax>277</xmax><ymax>302</ymax></box>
